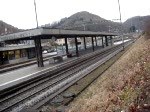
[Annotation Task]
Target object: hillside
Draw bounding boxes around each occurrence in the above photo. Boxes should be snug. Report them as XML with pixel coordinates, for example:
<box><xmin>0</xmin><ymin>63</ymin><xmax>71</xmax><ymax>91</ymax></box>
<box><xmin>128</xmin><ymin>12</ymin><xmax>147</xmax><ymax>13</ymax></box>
<box><xmin>1</xmin><ymin>12</ymin><xmax>149</xmax><ymax>34</ymax></box>
<box><xmin>123</xmin><ymin>15</ymin><xmax>150</xmax><ymax>32</ymax></box>
<box><xmin>45</xmin><ymin>11</ymin><xmax>125</xmax><ymax>33</ymax></box>
<box><xmin>67</xmin><ymin>33</ymin><xmax>150</xmax><ymax>112</ymax></box>
<box><xmin>44</xmin><ymin>11</ymin><xmax>150</xmax><ymax>33</ymax></box>
<box><xmin>0</xmin><ymin>20</ymin><xmax>20</xmax><ymax>35</ymax></box>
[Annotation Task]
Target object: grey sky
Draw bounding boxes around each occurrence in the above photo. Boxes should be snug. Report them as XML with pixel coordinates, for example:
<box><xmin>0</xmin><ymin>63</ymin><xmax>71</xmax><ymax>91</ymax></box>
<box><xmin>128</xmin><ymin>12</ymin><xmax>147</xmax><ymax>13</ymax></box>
<box><xmin>0</xmin><ymin>0</ymin><xmax>149</xmax><ymax>29</ymax></box>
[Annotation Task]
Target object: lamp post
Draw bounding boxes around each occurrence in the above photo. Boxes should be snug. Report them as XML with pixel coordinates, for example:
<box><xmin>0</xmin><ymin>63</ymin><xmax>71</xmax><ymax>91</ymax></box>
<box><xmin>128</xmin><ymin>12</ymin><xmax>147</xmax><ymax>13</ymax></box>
<box><xmin>117</xmin><ymin>0</ymin><xmax>124</xmax><ymax>50</ymax></box>
<box><xmin>34</xmin><ymin>0</ymin><xmax>39</xmax><ymax>28</ymax></box>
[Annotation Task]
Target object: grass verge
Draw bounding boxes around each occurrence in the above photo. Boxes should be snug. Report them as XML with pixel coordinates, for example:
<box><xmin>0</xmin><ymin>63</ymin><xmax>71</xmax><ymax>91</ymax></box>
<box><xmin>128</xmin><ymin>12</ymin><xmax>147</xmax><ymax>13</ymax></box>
<box><xmin>67</xmin><ymin>35</ymin><xmax>150</xmax><ymax>112</ymax></box>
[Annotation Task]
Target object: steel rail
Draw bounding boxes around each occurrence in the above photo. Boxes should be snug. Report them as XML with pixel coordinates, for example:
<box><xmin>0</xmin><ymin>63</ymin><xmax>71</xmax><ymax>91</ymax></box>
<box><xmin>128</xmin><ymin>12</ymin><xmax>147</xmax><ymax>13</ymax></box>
<box><xmin>0</xmin><ymin>41</ymin><xmax>133</xmax><ymax>112</ymax></box>
<box><xmin>0</xmin><ymin>46</ymin><xmax>119</xmax><ymax>112</ymax></box>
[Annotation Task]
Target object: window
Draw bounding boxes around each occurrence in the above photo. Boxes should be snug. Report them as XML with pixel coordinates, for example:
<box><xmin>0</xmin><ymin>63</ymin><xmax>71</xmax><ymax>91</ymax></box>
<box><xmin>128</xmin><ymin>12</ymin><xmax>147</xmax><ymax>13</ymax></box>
<box><xmin>15</xmin><ymin>50</ymin><xmax>21</xmax><ymax>59</ymax></box>
<box><xmin>8</xmin><ymin>51</ymin><xmax>15</xmax><ymax>60</ymax></box>
<box><xmin>21</xmin><ymin>49</ymin><xmax>27</xmax><ymax>57</ymax></box>
<box><xmin>3</xmin><ymin>52</ymin><xmax>8</xmax><ymax>59</ymax></box>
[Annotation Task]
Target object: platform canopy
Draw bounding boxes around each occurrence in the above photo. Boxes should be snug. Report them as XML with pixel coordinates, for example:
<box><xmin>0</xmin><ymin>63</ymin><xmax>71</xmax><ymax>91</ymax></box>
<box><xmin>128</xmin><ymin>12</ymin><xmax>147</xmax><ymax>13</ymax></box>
<box><xmin>0</xmin><ymin>28</ymin><xmax>118</xmax><ymax>42</ymax></box>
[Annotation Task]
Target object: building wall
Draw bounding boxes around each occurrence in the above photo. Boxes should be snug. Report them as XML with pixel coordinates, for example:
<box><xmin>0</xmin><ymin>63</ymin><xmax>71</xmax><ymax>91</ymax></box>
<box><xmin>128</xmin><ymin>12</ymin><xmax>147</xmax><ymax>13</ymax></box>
<box><xmin>0</xmin><ymin>47</ymin><xmax>36</xmax><ymax>65</ymax></box>
<box><xmin>27</xmin><ymin>48</ymin><xmax>36</xmax><ymax>59</ymax></box>
<box><xmin>56</xmin><ymin>39</ymin><xmax>65</xmax><ymax>45</ymax></box>
<box><xmin>1</xmin><ymin>51</ymin><xmax>9</xmax><ymax>65</ymax></box>
<box><xmin>9</xmin><ymin>57</ymin><xmax>28</xmax><ymax>64</ymax></box>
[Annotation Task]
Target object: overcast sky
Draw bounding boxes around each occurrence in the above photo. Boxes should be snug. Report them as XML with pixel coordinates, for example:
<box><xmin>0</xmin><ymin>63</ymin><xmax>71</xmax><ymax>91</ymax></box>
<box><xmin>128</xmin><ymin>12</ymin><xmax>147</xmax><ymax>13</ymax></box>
<box><xmin>0</xmin><ymin>0</ymin><xmax>149</xmax><ymax>29</ymax></box>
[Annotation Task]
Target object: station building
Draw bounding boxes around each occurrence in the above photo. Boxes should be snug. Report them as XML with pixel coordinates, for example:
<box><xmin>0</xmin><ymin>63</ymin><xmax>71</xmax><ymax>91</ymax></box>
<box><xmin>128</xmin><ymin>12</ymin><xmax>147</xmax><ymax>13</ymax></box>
<box><xmin>0</xmin><ymin>45</ymin><xmax>36</xmax><ymax>65</ymax></box>
<box><xmin>0</xmin><ymin>28</ymin><xmax>117</xmax><ymax>67</ymax></box>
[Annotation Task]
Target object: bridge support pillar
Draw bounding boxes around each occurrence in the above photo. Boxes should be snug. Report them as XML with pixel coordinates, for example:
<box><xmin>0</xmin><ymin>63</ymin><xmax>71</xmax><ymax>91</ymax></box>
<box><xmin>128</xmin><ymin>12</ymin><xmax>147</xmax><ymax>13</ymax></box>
<box><xmin>34</xmin><ymin>37</ymin><xmax>44</xmax><ymax>67</ymax></box>
<box><xmin>64</xmin><ymin>37</ymin><xmax>69</xmax><ymax>57</ymax></box>
<box><xmin>105</xmin><ymin>36</ymin><xmax>109</xmax><ymax>46</ymax></box>
<box><xmin>91</xmin><ymin>37</ymin><xmax>94</xmax><ymax>51</ymax></box>
<box><xmin>75</xmin><ymin>37</ymin><xmax>79</xmax><ymax>57</ymax></box>
<box><xmin>83</xmin><ymin>37</ymin><xmax>86</xmax><ymax>50</ymax></box>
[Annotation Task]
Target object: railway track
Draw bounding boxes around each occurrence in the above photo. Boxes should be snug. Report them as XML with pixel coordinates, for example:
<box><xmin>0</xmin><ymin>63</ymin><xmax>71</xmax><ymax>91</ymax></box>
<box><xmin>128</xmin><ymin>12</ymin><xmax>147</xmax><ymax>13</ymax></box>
<box><xmin>0</xmin><ymin>54</ymin><xmax>57</xmax><ymax>73</ymax></box>
<box><xmin>0</xmin><ymin>41</ymin><xmax>133</xmax><ymax>112</ymax></box>
<box><xmin>0</xmin><ymin>40</ymin><xmax>127</xmax><ymax>74</ymax></box>
<box><xmin>0</xmin><ymin>46</ymin><xmax>104</xmax><ymax>74</ymax></box>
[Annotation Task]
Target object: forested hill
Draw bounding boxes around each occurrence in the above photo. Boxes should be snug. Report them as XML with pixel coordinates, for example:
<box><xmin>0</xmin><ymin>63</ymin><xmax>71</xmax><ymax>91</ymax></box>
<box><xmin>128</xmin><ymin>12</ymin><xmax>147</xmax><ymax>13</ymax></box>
<box><xmin>44</xmin><ymin>11</ymin><xmax>150</xmax><ymax>33</ymax></box>
<box><xmin>44</xmin><ymin>11</ymin><xmax>125</xmax><ymax>33</ymax></box>
<box><xmin>0</xmin><ymin>20</ymin><xmax>20</xmax><ymax>35</ymax></box>
<box><xmin>123</xmin><ymin>15</ymin><xmax>150</xmax><ymax>32</ymax></box>
<box><xmin>1</xmin><ymin>12</ymin><xmax>150</xmax><ymax>34</ymax></box>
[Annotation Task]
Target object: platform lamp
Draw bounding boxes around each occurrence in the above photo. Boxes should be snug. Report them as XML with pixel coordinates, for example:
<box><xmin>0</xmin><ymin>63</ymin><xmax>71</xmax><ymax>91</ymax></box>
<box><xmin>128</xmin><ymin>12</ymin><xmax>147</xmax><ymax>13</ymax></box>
<box><xmin>34</xmin><ymin>0</ymin><xmax>39</xmax><ymax>28</ymax></box>
<box><xmin>117</xmin><ymin>0</ymin><xmax>124</xmax><ymax>50</ymax></box>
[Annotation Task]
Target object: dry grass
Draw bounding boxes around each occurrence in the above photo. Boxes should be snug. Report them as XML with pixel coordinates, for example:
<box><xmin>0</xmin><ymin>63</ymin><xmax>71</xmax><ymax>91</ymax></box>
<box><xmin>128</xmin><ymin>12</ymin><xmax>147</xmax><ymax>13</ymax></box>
<box><xmin>67</xmin><ymin>35</ymin><xmax>150</xmax><ymax>112</ymax></box>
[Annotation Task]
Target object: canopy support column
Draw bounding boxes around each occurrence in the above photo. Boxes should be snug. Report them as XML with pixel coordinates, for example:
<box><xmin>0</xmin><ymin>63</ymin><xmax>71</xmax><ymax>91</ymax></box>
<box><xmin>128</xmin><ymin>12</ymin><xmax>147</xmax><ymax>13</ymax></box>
<box><xmin>105</xmin><ymin>36</ymin><xmax>108</xmax><ymax>46</ymax></box>
<box><xmin>91</xmin><ymin>37</ymin><xmax>94</xmax><ymax>51</ymax></box>
<box><xmin>83</xmin><ymin>37</ymin><xmax>86</xmax><ymax>50</ymax></box>
<box><xmin>75</xmin><ymin>37</ymin><xmax>79</xmax><ymax>57</ymax></box>
<box><xmin>65</xmin><ymin>37</ymin><xmax>69</xmax><ymax>57</ymax></box>
<box><xmin>34</xmin><ymin>37</ymin><xmax>44</xmax><ymax>67</ymax></box>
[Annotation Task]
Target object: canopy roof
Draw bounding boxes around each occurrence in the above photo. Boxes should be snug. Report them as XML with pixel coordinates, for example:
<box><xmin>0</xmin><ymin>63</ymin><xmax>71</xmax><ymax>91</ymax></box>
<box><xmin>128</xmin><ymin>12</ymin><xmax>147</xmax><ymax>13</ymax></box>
<box><xmin>0</xmin><ymin>28</ymin><xmax>118</xmax><ymax>42</ymax></box>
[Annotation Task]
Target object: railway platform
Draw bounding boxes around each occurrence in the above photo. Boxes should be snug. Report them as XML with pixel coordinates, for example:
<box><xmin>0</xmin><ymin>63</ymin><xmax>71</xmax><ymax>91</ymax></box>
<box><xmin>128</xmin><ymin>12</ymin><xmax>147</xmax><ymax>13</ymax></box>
<box><xmin>0</xmin><ymin>46</ymin><xmax>104</xmax><ymax>92</ymax></box>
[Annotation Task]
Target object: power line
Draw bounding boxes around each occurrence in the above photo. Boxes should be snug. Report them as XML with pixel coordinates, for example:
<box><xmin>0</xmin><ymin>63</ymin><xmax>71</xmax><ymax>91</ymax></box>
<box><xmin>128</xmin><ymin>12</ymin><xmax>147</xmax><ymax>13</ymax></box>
<box><xmin>34</xmin><ymin>0</ymin><xmax>39</xmax><ymax>28</ymax></box>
